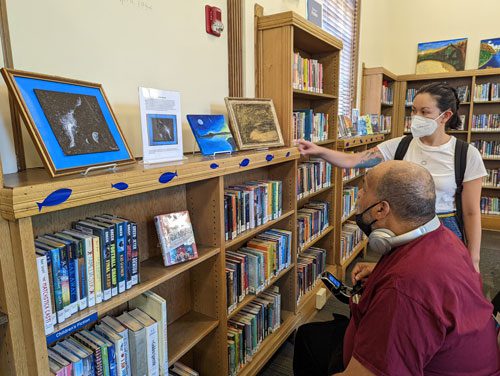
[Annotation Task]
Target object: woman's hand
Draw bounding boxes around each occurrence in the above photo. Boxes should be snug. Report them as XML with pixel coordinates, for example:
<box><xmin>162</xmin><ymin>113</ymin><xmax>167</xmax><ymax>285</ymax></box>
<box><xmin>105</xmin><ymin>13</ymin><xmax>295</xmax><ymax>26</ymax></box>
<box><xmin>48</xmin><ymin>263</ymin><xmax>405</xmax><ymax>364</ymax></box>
<box><xmin>297</xmin><ymin>139</ymin><xmax>323</xmax><ymax>157</ymax></box>
<box><xmin>351</xmin><ymin>262</ymin><xmax>377</xmax><ymax>285</ymax></box>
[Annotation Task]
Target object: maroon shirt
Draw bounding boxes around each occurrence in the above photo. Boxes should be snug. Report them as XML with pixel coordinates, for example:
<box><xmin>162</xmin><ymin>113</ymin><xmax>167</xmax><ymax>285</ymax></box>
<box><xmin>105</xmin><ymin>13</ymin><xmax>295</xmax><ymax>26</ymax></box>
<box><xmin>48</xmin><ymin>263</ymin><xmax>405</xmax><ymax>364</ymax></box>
<box><xmin>343</xmin><ymin>225</ymin><xmax>500</xmax><ymax>376</ymax></box>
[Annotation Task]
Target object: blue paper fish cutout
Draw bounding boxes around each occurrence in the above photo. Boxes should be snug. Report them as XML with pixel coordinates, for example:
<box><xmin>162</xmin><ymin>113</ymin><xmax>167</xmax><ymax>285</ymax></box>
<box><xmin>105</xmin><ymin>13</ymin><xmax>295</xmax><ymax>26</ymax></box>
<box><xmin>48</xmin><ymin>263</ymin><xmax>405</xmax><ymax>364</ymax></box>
<box><xmin>265</xmin><ymin>154</ymin><xmax>274</xmax><ymax>162</ymax></box>
<box><xmin>159</xmin><ymin>171</ymin><xmax>178</xmax><ymax>184</ymax></box>
<box><xmin>286</xmin><ymin>152</ymin><xmax>291</xmax><ymax>157</ymax></box>
<box><xmin>239</xmin><ymin>158</ymin><xmax>250</xmax><ymax>167</ymax></box>
<box><xmin>37</xmin><ymin>188</ymin><xmax>72</xmax><ymax>212</ymax></box>
<box><xmin>111</xmin><ymin>182</ymin><xmax>129</xmax><ymax>191</ymax></box>
<box><xmin>210</xmin><ymin>163</ymin><xmax>219</xmax><ymax>169</ymax></box>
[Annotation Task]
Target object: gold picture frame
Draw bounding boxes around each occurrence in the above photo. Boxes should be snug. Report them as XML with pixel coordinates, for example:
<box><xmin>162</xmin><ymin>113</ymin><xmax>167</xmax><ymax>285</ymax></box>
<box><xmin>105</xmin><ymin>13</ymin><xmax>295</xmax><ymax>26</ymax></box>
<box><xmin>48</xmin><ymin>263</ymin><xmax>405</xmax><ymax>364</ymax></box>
<box><xmin>224</xmin><ymin>97</ymin><xmax>284</xmax><ymax>150</ymax></box>
<box><xmin>1</xmin><ymin>68</ymin><xmax>135</xmax><ymax>177</ymax></box>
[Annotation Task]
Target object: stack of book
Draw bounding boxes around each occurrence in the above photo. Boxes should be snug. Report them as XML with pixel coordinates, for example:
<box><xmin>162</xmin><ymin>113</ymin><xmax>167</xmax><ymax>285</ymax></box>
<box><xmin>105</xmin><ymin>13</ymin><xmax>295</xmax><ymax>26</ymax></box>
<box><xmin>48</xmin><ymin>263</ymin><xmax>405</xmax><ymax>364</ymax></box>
<box><xmin>379</xmin><ymin>115</ymin><xmax>392</xmax><ymax>133</ymax></box>
<box><xmin>381</xmin><ymin>80</ymin><xmax>393</xmax><ymax>104</ymax></box>
<box><xmin>297</xmin><ymin>201</ymin><xmax>330</xmax><ymax>251</ymax></box>
<box><xmin>342</xmin><ymin>186</ymin><xmax>358</xmax><ymax>220</ymax></box>
<box><xmin>169</xmin><ymin>362</ymin><xmax>199</xmax><ymax>376</ymax></box>
<box><xmin>227</xmin><ymin>287</ymin><xmax>281</xmax><ymax>376</ymax></box>
<box><xmin>475</xmin><ymin>83</ymin><xmax>492</xmax><ymax>102</ymax></box>
<box><xmin>404</xmin><ymin>116</ymin><xmax>412</xmax><ymax>132</ymax></box>
<box><xmin>340</xmin><ymin>221</ymin><xmax>364</xmax><ymax>262</ymax></box>
<box><xmin>225</xmin><ymin>228</ymin><xmax>292</xmax><ymax>313</ymax></box>
<box><xmin>296</xmin><ymin>247</ymin><xmax>326</xmax><ymax>303</ymax></box>
<box><xmin>47</xmin><ymin>291</ymin><xmax>168</xmax><ymax>376</ymax></box>
<box><xmin>481</xmin><ymin>197</ymin><xmax>500</xmax><ymax>215</ymax></box>
<box><xmin>342</xmin><ymin>166</ymin><xmax>362</xmax><ymax>182</ymax></box>
<box><xmin>456</xmin><ymin>85</ymin><xmax>470</xmax><ymax>102</ymax></box>
<box><xmin>35</xmin><ymin>214</ymin><xmax>139</xmax><ymax>335</ymax></box>
<box><xmin>297</xmin><ymin>159</ymin><xmax>332</xmax><ymax>200</ymax></box>
<box><xmin>472</xmin><ymin>140</ymin><xmax>500</xmax><ymax>158</ymax></box>
<box><xmin>338</xmin><ymin>115</ymin><xmax>357</xmax><ymax>138</ymax></box>
<box><xmin>483</xmin><ymin>168</ymin><xmax>500</xmax><ymax>187</ymax></box>
<box><xmin>472</xmin><ymin>114</ymin><xmax>500</xmax><ymax>131</ymax></box>
<box><xmin>406</xmin><ymin>88</ymin><xmax>418</xmax><ymax>106</ymax></box>
<box><xmin>224</xmin><ymin>180</ymin><xmax>283</xmax><ymax>241</ymax></box>
<box><xmin>292</xmin><ymin>53</ymin><xmax>323</xmax><ymax>93</ymax></box>
<box><xmin>293</xmin><ymin>110</ymin><xmax>329</xmax><ymax>142</ymax></box>
<box><xmin>492</xmin><ymin>83</ymin><xmax>500</xmax><ymax>101</ymax></box>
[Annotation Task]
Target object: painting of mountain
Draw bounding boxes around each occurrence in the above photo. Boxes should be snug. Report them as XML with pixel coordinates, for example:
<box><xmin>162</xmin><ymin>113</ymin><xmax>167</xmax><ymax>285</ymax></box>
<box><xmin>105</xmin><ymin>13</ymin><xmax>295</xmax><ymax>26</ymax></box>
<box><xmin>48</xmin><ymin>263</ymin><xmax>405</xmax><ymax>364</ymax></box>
<box><xmin>416</xmin><ymin>38</ymin><xmax>467</xmax><ymax>74</ymax></box>
<box><xmin>479</xmin><ymin>38</ymin><xmax>500</xmax><ymax>69</ymax></box>
<box><xmin>187</xmin><ymin>114</ymin><xmax>236</xmax><ymax>155</ymax></box>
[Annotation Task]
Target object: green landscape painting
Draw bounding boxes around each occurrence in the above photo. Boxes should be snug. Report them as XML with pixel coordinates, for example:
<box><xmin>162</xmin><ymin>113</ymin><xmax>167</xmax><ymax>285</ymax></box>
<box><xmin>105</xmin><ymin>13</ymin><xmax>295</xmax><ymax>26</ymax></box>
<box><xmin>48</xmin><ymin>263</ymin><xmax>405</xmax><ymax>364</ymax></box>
<box><xmin>479</xmin><ymin>38</ymin><xmax>500</xmax><ymax>69</ymax></box>
<box><xmin>416</xmin><ymin>38</ymin><xmax>467</xmax><ymax>74</ymax></box>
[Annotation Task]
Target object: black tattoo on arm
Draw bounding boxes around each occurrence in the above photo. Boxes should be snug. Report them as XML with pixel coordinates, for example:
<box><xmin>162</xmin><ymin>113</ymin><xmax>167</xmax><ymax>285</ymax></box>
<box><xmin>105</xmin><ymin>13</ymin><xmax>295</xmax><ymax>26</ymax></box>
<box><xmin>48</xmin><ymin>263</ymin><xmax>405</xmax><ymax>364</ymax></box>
<box><xmin>354</xmin><ymin>148</ymin><xmax>384</xmax><ymax>168</ymax></box>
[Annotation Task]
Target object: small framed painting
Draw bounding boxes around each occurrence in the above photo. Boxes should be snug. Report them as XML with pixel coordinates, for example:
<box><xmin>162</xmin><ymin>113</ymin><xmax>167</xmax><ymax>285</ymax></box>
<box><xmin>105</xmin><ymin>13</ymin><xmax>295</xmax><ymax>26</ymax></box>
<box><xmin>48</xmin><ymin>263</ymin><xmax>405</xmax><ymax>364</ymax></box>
<box><xmin>224</xmin><ymin>97</ymin><xmax>284</xmax><ymax>150</ymax></box>
<box><xmin>186</xmin><ymin>114</ymin><xmax>236</xmax><ymax>156</ymax></box>
<box><xmin>1</xmin><ymin>68</ymin><xmax>135</xmax><ymax>177</ymax></box>
<box><xmin>147</xmin><ymin>114</ymin><xmax>178</xmax><ymax>146</ymax></box>
<box><xmin>478</xmin><ymin>38</ymin><xmax>500</xmax><ymax>69</ymax></box>
<box><xmin>416</xmin><ymin>38</ymin><xmax>467</xmax><ymax>74</ymax></box>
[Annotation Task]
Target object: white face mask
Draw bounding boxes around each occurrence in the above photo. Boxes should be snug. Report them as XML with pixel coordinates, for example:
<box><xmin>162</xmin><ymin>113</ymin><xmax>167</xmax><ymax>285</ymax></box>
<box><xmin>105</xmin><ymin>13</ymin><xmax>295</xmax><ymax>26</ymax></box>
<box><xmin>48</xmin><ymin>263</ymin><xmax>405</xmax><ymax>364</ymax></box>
<box><xmin>410</xmin><ymin>112</ymin><xmax>446</xmax><ymax>138</ymax></box>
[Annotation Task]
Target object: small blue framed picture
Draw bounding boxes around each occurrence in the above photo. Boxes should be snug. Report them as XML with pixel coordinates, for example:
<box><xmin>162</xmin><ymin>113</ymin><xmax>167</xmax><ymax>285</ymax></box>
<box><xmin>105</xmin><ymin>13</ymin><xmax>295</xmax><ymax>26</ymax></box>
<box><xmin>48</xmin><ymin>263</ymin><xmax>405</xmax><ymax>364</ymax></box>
<box><xmin>1</xmin><ymin>68</ymin><xmax>135</xmax><ymax>177</ymax></box>
<box><xmin>147</xmin><ymin>114</ymin><xmax>178</xmax><ymax>146</ymax></box>
<box><xmin>186</xmin><ymin>114</ymin><xmax>236</xmax><ymax>155</ymax></box>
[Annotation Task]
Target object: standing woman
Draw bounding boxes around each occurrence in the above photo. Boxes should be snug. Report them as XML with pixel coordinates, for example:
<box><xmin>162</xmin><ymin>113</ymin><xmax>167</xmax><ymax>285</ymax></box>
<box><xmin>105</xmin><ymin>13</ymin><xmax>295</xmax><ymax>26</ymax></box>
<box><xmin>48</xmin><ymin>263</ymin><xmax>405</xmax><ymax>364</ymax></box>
<box><xmin>298</xmin><ymin>82</ymin><xmax>486</xmax><ymax>272</ymax></box>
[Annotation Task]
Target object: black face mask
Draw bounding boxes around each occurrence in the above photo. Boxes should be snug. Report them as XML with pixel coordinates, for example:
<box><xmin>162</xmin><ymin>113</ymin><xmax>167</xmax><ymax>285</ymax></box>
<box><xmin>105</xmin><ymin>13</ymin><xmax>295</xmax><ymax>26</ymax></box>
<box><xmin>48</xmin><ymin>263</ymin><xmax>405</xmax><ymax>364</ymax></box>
<box><xmin>355</xmin><ymin>201</ymin><xmax>381</xmax><ymax>236</ymax></box>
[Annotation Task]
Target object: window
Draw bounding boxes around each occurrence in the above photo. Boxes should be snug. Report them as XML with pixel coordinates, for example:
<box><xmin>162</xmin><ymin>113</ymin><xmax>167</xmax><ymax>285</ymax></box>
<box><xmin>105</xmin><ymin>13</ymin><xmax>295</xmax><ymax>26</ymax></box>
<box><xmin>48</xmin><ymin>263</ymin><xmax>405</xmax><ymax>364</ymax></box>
<box><xmin>322</xmin><ymin>0</ymin><xmax>360</xmax><ymax>115</ymax></box>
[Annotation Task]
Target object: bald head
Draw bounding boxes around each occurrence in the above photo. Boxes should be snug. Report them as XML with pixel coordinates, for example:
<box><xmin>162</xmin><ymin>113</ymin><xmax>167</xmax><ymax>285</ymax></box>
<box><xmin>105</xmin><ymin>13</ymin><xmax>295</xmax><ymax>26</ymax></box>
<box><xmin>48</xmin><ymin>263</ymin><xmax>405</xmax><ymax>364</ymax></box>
<box><xmin>366</xmin><ymin>160</ymin><xmax>436</xmax><ymax>225</ymax></box>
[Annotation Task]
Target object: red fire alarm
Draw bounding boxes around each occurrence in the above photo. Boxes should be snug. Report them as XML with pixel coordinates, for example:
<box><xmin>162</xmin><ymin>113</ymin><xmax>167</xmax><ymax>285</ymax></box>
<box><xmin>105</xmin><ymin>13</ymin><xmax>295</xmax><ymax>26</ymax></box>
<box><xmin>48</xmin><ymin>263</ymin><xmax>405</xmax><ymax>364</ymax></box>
<box><xmin>205</xmin><ymin>5</ymin><xmax>224</xmax><ymax>37</ymax></box>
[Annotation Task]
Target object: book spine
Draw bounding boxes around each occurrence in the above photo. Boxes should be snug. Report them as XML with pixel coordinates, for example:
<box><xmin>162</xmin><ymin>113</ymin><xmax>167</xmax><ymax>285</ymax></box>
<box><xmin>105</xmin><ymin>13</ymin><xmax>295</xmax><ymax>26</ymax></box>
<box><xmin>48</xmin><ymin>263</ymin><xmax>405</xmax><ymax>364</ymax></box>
<box><xmin>45</xmin><ymin>252</ymin><xmax>57</xmax><ymax>325</ymax></box>
<box><xmin>85</xmin><ymin>237</ymin><xmax>96</xmax><ymax>307</ymax></box>
<box><xmin>49</xmin><ymin>249</ymin><xmax>65</xmax><ymax>323</ymax></box>
<box><xmin>58</xmin><ymin>245</ymin><xmax>71</xmax><ymax>320</ymax></box>
<box><xmin>147</xmin><ymin>324</ymin><xmax>159</xmax><ymax>376</ymax></box>
<box><xmin>107</xmin><ymin>341</ymin><xmax>118</xmax><ymax>376</ymax></box>
<box><xmin>93</xmin><ymin>236</ymin><xmax>103</xmax><ymax>304</ymax></box>
<box><xmin>76</xmin><ymin>240</ymin><xmax>87</xmax><ymax>311</ymax></box>
<box><xmin>131</xmin><ymin>222</ymin><xmax>139</xmax><ymax>285</ymax></box>
<box><xmin>107</xmin><ymin>227</ymin><xmax>118</xmax><ymax>297</ymax></box>
<box><xmin>116</xmin><ymin>223</ymin><xmax>126</xmax><ymax>294</ymax></box>
<box><xmin>125</xmin><ymin>222</ymin><xmax>133</xmax><ymax>290</ymax></box>
<box><xmin>36</xmin><ymin>254</ymin><xmax>54</xmax><ymax>335</ymax></box>
<box><xmin>121</xmin><ymin>330</ymin><xmax>132</xmax><ymax>376</ymax></box>
<box><xmin>67</xmin><ymin>244</ymin><xmax>79</xmax><ymax>315</ymax></box>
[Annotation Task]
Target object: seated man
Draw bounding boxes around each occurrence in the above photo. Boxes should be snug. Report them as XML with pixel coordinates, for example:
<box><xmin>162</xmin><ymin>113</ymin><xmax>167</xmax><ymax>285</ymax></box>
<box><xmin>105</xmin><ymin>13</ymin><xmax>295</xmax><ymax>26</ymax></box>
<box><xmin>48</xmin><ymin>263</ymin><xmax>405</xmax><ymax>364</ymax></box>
<box><xmin>293</xmin><ymin>160</ymin><xmax>500</xmax><ymax>376</ymax></box>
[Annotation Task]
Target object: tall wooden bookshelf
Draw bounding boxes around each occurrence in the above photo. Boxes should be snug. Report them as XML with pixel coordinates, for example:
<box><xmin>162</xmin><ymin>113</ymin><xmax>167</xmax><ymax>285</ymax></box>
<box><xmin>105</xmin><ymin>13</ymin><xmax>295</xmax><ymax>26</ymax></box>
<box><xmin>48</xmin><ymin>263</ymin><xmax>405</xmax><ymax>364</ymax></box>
<box><xmin>362</xmin><ymin>66</ymin><xmax>500</xmax><ymax>231</ymax></box>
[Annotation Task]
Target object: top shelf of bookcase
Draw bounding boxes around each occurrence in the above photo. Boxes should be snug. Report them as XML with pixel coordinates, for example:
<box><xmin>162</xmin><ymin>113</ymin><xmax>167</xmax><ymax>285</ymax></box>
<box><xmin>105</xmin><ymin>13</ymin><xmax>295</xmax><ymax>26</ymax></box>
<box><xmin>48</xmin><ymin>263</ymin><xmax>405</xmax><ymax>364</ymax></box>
<box><xmin>0</xmin><ymin>147</ymin><xmax>298</xmax><ymax>221</ymax></box>
<box><xmin>293</xmin><ymin>89</ymin><xmax>337</xmax><ymax>100</ymax></box>
<box><xmin>399</xmin><ymin>67</ymin><xmax>500</xmax><ymax>82</ymax></box>
<box><xmin>363</xmin><ymin>67</ymin><xmax>398</xmax><ymax>81</ymax></box>
<box><xmin>257</xmin><ymin>11</ymin><xmax>343</xmax><ymax>53</ymax></box>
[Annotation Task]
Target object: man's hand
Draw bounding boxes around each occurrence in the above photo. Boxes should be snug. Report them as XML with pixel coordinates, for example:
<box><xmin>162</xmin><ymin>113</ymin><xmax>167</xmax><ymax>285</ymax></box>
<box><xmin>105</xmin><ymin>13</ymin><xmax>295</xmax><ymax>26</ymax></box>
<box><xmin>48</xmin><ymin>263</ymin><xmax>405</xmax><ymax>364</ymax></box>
<box><xmin>297</xmin><ymin>139</ymin><xmax>323</xmax><ymax>157</ymax></box>
<box><xmin>351</xmin><ymin>262</ymin><xmax>377</xmax><ymax>285</ymax></box>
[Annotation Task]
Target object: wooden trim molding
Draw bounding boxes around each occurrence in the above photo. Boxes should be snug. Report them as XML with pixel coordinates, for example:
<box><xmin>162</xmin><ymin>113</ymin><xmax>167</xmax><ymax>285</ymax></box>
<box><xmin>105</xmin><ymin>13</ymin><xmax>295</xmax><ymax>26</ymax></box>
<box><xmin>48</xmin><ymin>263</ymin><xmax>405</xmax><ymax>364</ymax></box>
<box><xmin>351</xmin><ymin>0</ymin><xmax>361</xmax><ymax>110</ymax></box>
<box><xmin>228</xmin><ymin>0</ymin><xmax>244</xmax><ymax>97</ymax></box>
<box><xmin>254</xmin><ymin>4</ymin><xmax>264</xmax><ymax>97</ymax></box>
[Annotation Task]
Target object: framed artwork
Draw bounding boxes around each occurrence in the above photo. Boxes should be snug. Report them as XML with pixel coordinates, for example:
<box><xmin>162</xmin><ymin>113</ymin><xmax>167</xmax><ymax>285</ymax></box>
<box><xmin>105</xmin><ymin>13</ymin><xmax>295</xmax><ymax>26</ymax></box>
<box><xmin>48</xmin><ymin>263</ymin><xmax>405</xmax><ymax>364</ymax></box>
<box><xmin>186</xmin><ymin>114</ymin><xmax>236</xmax><ymax>156</ymax></box>
<box><xmin>416</xmin><ymin>38</ymin><xmax>467</xmax><ymax>74</ymax></box>
<box><xmin>147</xmin><ymin>114</ymin><xmax>178</xmax><ymax>146</ymax></box>
<box><xmin>1</xmin><ymin>68</ymin><xmax>134</xmax><ymax>177</ymax></box>
<box><xmin>478</xmin><ymin>38</ymin><xmax>500</xmax><ymax>69</ymax></box>
<box><xmin>224</xmin><ymin>97</ymin><xmax>284</xmax><ymax>150</ymax></box>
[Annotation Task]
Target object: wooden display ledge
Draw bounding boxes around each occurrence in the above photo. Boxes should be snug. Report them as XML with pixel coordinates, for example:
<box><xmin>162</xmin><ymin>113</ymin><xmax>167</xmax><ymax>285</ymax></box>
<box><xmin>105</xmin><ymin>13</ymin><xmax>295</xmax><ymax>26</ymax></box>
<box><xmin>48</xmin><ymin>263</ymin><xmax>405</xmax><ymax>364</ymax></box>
<box><xmin>297</xmin><ymin>184</ymin><xmax>334</xmax><ymax>208</ymax></box>
<box><xmin>227</xmin><ymin>264</ymin><xmax>294</xmax><ymax>319</ymax></box>
<box><xmin>51</xmin><ymin>246</ymin><xmax>220</xmax><ymax>336</ymax></box>
<box><xmin>0</xmin><ymin>147</ymin><xmax>298</xmax><ymax>220</ymax></box>
<box><xmin>337</xmin><ymin>134</ymin><xmax>385</xmax><ymax>149</ymax></box>
<box><xmin>482</xmin><ymin>214</ymin><xmax>500</xmax><ymax>231</ymax></box>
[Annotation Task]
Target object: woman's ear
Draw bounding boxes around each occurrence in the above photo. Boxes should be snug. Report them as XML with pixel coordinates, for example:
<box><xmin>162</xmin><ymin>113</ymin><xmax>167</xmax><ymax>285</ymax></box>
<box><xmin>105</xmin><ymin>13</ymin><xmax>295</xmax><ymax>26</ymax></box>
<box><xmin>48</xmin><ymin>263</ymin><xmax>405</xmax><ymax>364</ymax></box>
<box><xmin>440</xmin><ymin>109</ymin><xmax>453</xmax><ymax>125</ymax></box>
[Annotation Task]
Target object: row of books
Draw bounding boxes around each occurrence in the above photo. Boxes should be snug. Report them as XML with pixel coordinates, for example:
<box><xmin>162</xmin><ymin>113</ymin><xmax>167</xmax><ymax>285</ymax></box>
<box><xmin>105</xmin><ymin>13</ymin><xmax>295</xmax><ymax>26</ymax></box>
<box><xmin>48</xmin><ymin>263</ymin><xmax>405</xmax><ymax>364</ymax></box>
<box><xmin>292</xmin><ymin>53</ymin><xmax>323</xmax><ymax>93</ymax></box>
<box><xmin>340</xmin><ymin>221</ymin><xmax>364</xmax><ymax>262</ymax></box>
<box><xmin>35</xmin><ymin>215</ymin><xmax>140</xmax><ymax>334</ymax></box>
<box><xmin>224</xmin><ymin>180</ymin><xmax>283</xmax><ymax>241</ymax></box>
<box><xmin>472</xmin><ymin>114</ymin><xmax>500</xmax><ymax>131</ymax></box>
<box><xmin>342</xmin><ymin>186</ymin><xmax>358</xmax><ymax>220</ymax></box>
<box><xmin>379</xmin><ymin>115</ymin><xmax>392</xmax><ymax>133</ymax></box>
<box><xmin>405</xmin><ymin>88</ymin><xmax>418</xmax><ymax>106</ymax></box>
<box><xmin>472</xmin><ymin>140</ymin><xmax>500</xmax><ymax>158</ymax></box>
<box><xmin>297</xmin><ymin>201</ymin><xmax>330</xmax><ymax>251</ymax></box>
<box><xmin>481</xmin><ymin>197</ymin><xmax>500</xmax><ymax>216</ymax></box>
<box><xmin>338</xmin><ymin>113</ymin><xmax>391</xmax><ymax>138</ymax></box>
<box><xmin>226</xmin><ymin>228</ymin><xmax>292</xmax><ymax>313</ymax></box>
<box><xmin>297</xmin><ymin>160</ymin><xmax>332</xmax><ymax>200</ymax></box>
<box><xmin>483</xmin><ymin>168</ymin><xmax>500</xmax><ymax>188</ymax></box>
<box><xmin>474</xmin><ymin>83</ymin><xmax>500</xmax><ymax>102</ymax></box>
<box><xmin>406</xmin><ymin>85</ymin><xmax>470</xmax><ymax>105</ymax></box>
<box><xmin>227</xmin><ymin>287</ymin><xmax>281</xmax><ymax>376</ymax></box>
<box><xmin>292</xmin><ymin>110</ymin><xmax>329</xmax><ymax>142</ymax></box>
<box><xmin>297</xmin><ymin>247</ymin><xmax>327</xmax><ymax>303</ymax></box>
<box><xmin>381</xmin><ymin>80</ymin><xmax>393</xmax><ymax>104</ymax></box>
<box><xmin>342</xmin><ymin>166</ymin><xmax>362</xmax><ymax>182</ymax></box>
<box><xmin>47</xmin><ymin>290</ymin><xmax>170</xmax><ymax>376</ymax></box>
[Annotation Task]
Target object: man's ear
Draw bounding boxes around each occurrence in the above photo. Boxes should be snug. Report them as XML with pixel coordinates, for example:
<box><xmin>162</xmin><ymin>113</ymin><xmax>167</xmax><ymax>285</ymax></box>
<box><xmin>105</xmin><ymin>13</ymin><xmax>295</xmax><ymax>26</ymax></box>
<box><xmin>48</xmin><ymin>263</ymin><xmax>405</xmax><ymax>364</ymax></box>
<box><xmin>374</xmin><ymin>200</ymin><xmax>390</xmax><ymax>220</ymax></box>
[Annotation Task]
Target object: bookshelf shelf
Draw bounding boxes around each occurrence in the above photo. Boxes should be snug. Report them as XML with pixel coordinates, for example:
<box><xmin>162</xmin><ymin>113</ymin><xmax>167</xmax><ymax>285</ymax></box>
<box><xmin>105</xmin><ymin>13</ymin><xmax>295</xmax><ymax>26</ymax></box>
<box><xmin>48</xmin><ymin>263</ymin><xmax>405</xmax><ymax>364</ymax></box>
<box><xmin>381</xmin><ymin>102</ymin><xmax>393</xmax><ymax>107</ymax></box>
<box><xmin>340</xmin><ymin>238</ymin><xmax>367</xmax><ymax>268</ymax></box>
<box><xmin>341</xmin><ymin>210</ymin><xmax>357</xmax><ymax>224</ymax></box>
<box><xmin>473</xmin><ymin>100</ymin><xmax>500</xmax><ymax>104</ymax></box>
<box><xmin>342</xmin><ymin>173</ymin><xmax>364</xmax><ymax>185</ymax></box>
<box><xmin>472</xmin><ymin>130</ymin><xmax>500</xmax><ymax>133</ymax></box>
<box><xmin>482</xmin><ymin>214</ymin><xmax>500</xmax><ymax>231</ymax></box>
<box><xmin>168</xmin><ymin>311</ymin><xmax>219</xmax><ymax>364</ymax></box>
<box><xmin>337</xmin><ymin>134</ymin><xmax>385</xmax><ymax>149</ymax></box>
<box><xmin>314</xmin><ymin>138</ymin><xmax>336</xmax><ymax>145</ymax></box>
<box><xmin>448</xmin><ymin>131</ymin><xmax>469</xmax><ymax>134</ymax></box>
<box><xmin>297</xmin><ymin>185</ymin><xmax>334</xmax><ymax>207</ymax></box>
<box><xmin>224</xmin><ymin>210</ymin><xmax>294</xmax><ymax>249</ymax></box>
<box><xmin>483</xmin><ymin>157</ymin><xmax>500</xmax><ymax>161</ymax></box>
<box><xmin>298</xmin><ymin>225</ymin><xmax>334</xmax><ymax>253</ymax></box>
<box><xmin>293</xmin><ymin>89</ymin><xmax>337</xmax><ymax>100</ymax></box>
<box><xmin>227</xmin><ymin>264</ymin><xmax>294</xmax><ymax>319</ymax></box>
<box><xmin>483</xmin><ymin>186</ymin><xmax>500</xmax><ymax>190</ymax></box>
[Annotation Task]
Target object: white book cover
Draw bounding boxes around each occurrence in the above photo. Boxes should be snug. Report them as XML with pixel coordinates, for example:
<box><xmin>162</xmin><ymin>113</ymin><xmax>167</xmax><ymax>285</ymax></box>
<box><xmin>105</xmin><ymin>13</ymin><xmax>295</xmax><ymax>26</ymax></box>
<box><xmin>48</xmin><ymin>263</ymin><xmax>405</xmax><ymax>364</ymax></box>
<box><xmin>35</xmin><ymin>253</ymin><xmax>54</xmax><ymax>335</ymax></box>
<box><xmin>139</xmin><ymin>87</ymin><xmax>184</xmax><ymax>164</ymax></box>
<box><xmin>129</xmin><ymin>291</ymin><xmax>168</xmax><ymax>375</ymax></box>
<box><xmin>129</xmin><ymin>308</ymin><xmax>159</xmax><ymax>376</ymax></box>
<box><xmin>101</xmin><ymin>315</ymin><xmax>132</xmax><ymax>376</ymax></box>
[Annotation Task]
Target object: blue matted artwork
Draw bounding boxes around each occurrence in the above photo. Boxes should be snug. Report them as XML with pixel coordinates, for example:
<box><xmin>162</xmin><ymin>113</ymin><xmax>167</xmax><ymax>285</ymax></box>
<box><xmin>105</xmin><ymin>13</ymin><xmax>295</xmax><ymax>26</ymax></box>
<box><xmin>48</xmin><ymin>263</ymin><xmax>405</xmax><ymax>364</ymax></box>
<box><xmin>147</xmin><ymin>114</ymin><xmax>178</xmax><ymax>146</ymax></box>
<box><xmin>2</xmin><ymin>69</ymin><xmax>134</xmax><ymax>176</ymax></box>
<box><xmin>187</xmin><ymin>114</ymin><xmax>236</xmax><ymax>156</ymax></box>
<box><xmin>479</xmin><ymin>38</ymin><xmax>500</xmax><ymax>69</ymax></box>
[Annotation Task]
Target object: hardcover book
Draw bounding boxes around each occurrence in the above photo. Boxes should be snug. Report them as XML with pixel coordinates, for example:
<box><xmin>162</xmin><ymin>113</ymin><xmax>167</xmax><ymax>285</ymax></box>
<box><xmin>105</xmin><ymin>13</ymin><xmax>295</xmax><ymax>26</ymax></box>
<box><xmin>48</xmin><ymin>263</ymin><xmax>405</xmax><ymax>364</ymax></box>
<box><xmin>154</xmin><ymin>211</ymin><xmax>198</xmax><ymax>267</ymax></box>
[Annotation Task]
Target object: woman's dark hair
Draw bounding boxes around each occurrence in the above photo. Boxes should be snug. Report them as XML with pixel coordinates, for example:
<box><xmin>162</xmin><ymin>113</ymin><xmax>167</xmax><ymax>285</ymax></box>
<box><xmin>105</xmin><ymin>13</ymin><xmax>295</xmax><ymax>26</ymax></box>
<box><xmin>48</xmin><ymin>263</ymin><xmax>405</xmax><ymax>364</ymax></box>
<box><xmin>415</xmin><ymin>82</ymin><xmax>461</xmax><ymax>130</ymax></box>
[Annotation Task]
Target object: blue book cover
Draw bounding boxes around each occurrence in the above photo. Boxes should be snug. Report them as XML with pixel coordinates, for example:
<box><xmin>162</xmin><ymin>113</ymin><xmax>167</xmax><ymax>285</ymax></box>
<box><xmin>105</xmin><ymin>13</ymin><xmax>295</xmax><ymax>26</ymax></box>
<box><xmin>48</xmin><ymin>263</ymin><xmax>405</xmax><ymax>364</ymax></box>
<box><xmin>357</xmin><ymin>117</ymin><xmax>367</xmax><ymax>135</ymax></box>
<box><xmin>296</xmin><ymin>109</ymin><xmax>314</xmax><ymax>141</ymax></box>
<box><xmin>187</xmin><ymin>114</ymin><xmax>236</xmax><ymax>155</ymax></box>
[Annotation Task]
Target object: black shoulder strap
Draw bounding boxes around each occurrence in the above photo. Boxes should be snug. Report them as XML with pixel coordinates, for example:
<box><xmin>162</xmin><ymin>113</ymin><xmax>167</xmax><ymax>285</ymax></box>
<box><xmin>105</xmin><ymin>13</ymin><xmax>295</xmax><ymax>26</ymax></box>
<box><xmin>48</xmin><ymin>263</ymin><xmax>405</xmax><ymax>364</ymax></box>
<box><xmin>454</xmin><ymin>138</ymin><xmax>469</xmax><ymax>240</ymax></box>
<box><xmin>394</xmin><ymin>135</ymin><xmax>413</xmax><ymax>160</ymax></box>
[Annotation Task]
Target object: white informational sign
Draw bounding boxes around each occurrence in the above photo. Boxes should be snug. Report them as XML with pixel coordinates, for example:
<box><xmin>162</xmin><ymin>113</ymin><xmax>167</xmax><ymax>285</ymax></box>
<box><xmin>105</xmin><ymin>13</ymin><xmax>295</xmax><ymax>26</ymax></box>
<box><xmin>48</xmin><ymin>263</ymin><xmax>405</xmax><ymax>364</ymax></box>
<box><xmin>139</xmin><ymin>87</ymin><xmax>184</xmax><ymax>164</ymax></box>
